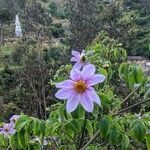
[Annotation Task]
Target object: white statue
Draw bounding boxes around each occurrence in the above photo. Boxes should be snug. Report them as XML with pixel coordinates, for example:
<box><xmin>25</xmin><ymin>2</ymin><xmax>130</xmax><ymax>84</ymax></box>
<box><xmin>15</xmin><ymin>14</ymin><xmax>22</xmax><ymax>37</ymax></box>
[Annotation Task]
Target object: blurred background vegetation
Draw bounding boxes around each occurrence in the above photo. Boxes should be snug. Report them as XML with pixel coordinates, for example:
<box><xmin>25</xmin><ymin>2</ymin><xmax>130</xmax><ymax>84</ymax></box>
<box><xmin>0</xmin><ymin>0</ymin><xmax>149</xmax><ymax>120</ymax></box>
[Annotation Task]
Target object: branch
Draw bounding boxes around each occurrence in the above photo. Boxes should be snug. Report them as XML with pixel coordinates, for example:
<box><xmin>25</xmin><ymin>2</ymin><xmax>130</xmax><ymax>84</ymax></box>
<box><xmin>81</xmin><ymin>130</ymin><xmax>100</xmax><ymax>150</ymax></box>
<box><xmin>115</xmin><ymin>98</ymin><xmax>150</xmax><ymax>115</ymax></box>
<box><xmin>81</xmin><ymin>98</ymin><xmax>150</xmax><ymax>149</ymax></box>
<box><xmin>111</xmin><ymin>85</ymin><xmax>142</xmax><ymax>114</ymax></box>
<box><xmin>121</xmin><ymin>85</ymin><xmax>142</xmax><ymax>104</ymax></box>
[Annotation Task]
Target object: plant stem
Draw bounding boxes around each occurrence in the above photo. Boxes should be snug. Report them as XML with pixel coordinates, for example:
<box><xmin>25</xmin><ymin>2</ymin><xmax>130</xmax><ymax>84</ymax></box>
<box><xmin>78</xmin><ymin>112</ymin><xmax>87</xmax><ymax>150</ymax></box>
<box><xmin>81</xmin><ymin>129</ymin><xmax>100</xmax><ymax>150</ymax></box>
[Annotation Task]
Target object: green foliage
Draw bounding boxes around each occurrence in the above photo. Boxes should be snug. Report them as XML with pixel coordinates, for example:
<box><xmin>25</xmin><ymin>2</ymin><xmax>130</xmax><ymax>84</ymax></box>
<box><xmin>0</xmin><ymin>39</ymin><xmax>69</xmax><ymax>119</ymax></box>
<box><xmin>48</xmin><ymin>2</ymin><xmax>69</xmax><ymax>19</ymax></box>
<box><xmin>0</xmin><ymin>2</ymin><xmax>149</xmax><ymax>147</ymax></box>
<box><xmin>0</xmin><ymin>8</ymin><xmax>13</xmax><ymax>24</ymax></box>
<box><xmin>44</xmin><ymin>36</ymin><xmax>149</xmax><ymax>149</ymax></box>
<box><xmin>132</xmin><ymin>120</ymin><xmax>147</xmax><ymax>142</ymax></box>
<box><xmin>49</xmin><ymin>23</ymin><xmax>65</xmax><ymax>38</ymax></box>
<box><xmin>146</xmin><ymin>134</ymin><xmax>150</xmax><ymax>150</ymax></box>
<box><xmin>1</xmin><ymin>110</ymin><xmax>149</xmax><ymax>149</ymax></box>
<box><xmin>48</xmin><ymin>2</ymin><xmax>58</xmax><ymax>16</ymax></box>
<box><xmin>87</xmin><ymin>33</ymin><xmax>127</xmax><ymax>83</ymax></box>
<box><xmin>77</xmin><ymin>0</ymin><xmax>150</xmax><ymax>57</ymax></box>
<box><xmin>99</xmin><ymin>116</ymin><xmax>110</xmax><ymax>138</ymax></box>
<box><xmin>119</xmin><ymin>63</ymin><xmax>145</xmax><ymax>89</ymax></box>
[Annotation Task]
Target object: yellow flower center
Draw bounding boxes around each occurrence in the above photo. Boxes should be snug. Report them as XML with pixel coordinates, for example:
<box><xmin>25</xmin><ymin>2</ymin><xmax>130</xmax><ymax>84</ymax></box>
<box><xmin>74</xmin><ymin>80</ymin><xmax>87</xmax><ymax>93</ymax></box>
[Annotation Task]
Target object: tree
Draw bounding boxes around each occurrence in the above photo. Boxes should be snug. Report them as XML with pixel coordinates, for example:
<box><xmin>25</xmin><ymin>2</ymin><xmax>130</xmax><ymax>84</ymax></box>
<box><xmin>68</xmin><ymin>0</ymin><xmax>102</xmax><ymax>50</ymax></box>
<box><xmin>0</xmin><ymin>8</ymin><xmax>13</xmax><ymax>44</ymax></box>
<box><xmin>122</xmin><ymin>0</ymin><xmax>150</xmax><ymax>57</ymax></box>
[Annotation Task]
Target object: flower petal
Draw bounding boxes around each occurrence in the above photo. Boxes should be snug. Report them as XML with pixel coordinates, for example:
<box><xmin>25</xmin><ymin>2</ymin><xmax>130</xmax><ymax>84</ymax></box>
<box><xmin>87</xmin><ymin>74</ymin><xmax>106</xmax><ymax>86</ymax></box>
<box><xmin>9</xmin><ymin>128</ymin><xmax>16</xmax><ymax>134</ymax></box>
<box><xmin>73</xmin><ymin>61</ymin><xmax>83</xmax><ymax>69</ymax></box>
<box><xmin>66</xmin><ymin>93</ymin><xmax>80</xmax><ymax>112</ymax></box>
<box><xmin>56</xmin><ymin>80</ymin><xmax>74</xmax><ymax>88</ymax></box>
<box><xmin>82</xmin><ymin>62</ymin><xmax>89</xmax><ymax>67</ymax></box>
<box><xmin>70</xmin><ymin>68</ymin><xmax>81</xmax><ymax>81</ymax></box>
<box><xmin>80</xmin><ymin>92</ymin><xmax>94</xmax><ymax>112</ymax></box>
<box><xmin>71</xmin><ymin>57</ymin><xmax>80</xmax><ymax>62</ymax></box>
<box><xmin>55</xmin><ymin>88</ymin><xmax>74</xmax><ymax>99</ymax></box>
<box><xmin>9</xmin><ymin>122</ymin><xmax>15</xmax><ymax>128</ymax></box>
<box><xmin>0</xmin><ymin>130</ymin><xmax>6</xmax><ymax>135</ymax></box>
<box><xmin>72</xmin><ymin>51</ymin><xmax>80</xmax><ymax>57</ymax></box>
<box><xmin>86</xmin><ymin>88</ymin><xmax>101</xmax><ymax>105</ymax></box>
<box><xmin>82</xmin><ymin>64</ymin><xmax>95</xmax><ymax>80</ymax></box>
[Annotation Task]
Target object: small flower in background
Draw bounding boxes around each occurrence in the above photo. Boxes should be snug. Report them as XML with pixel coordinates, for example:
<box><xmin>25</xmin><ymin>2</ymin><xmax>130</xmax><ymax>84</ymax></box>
<box><xmin>10</xmin><ymin>115</ymin><xmax>20</xmax><ymax>127</ymax></box>
<box><xmin>71</xmin><ymin>50</ymin><xmax>89</xmax><ymax>69</ymax></box>
<box><xmin>55</xmin><ymin>64</ymin><xmax>105</xmax><ymax>112</ymax></box>
<box><xmin>35</xmin><ymin>137</ymin><xmax>48</xmax><ymax>146</ymax></box>
<box><xmin>0</xmin><ymin>123</ymin><xmax>16</xmax><ymax>135</ymax></box>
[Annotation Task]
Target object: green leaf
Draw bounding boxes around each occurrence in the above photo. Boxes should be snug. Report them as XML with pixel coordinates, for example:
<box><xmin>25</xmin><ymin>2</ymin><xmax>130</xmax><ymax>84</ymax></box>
<box><xmin>92</xmin><ymin>104</ymin><xmax>99</xmax><ymax>119</ymax></box>
<box><xmin>98</xmin><ymin>68</ymin><xmax>107</xmax><ymax>78</ymax></box>
<box><xmin>33</xmin><ymin>119</ymin><xmax>41</xmax><ymax>136</ymax></box>
<box><xmin>18</xmin><ymin>129</ymin><xmax>28</xmax><ymax>149</ymax></box>
<box><xmin>40</xmin><ymin>120</ymin><xmax>46</xmax><ymax>137</ymax></box>
<box><xmin>64</xmin><ymin>124</ymin><xmax>75</xmax><ymax>138</ymax></box>
<box><xmin>10</xmin><ymin>133</ymin><xmax>19</xmax><ymax>150</ymax></box>
<box><xmin>119</xmin><ymin>63</ymin><xmax>145</xmax><ymax>89</ymax></box>
<box><xmin>58</xmin><ymin>103</ymin><xmax>66</xmax><ymax>121</ymax></box>
<box><xmin>133</xmin><ymin>65</ymin><xmax>144</xmax><ymax>83</ymax></box>
<box><xmin>146</xmin><ymin>134</ymin><xmax>150</xmax><ymax>150</ymax></box>
<box><xmin>99</xmin><ymin>116</ymin><xmax>110</xmax><ymax>138</ymax></box>
<box><xmin>71</xmin><ymin>105</ymin><xmax>85</xmax><ymax>119</ymax></box>
<box><xmin>26</xmin><ymin>119</ymin><xmax>34</xmax><ymax>134</ymax></box>
<box><xmin>86</xmin><ymin>120</ymin><xmax>93</xmax><ymax>138</ymax></box>
<box><xmin>45</xmin><ymin>119</ymin><xmax>59</xmax><ymax>136</ymax></box>
<box><xmin>15</xmin><ymin>115</ymin><xmax>30</xmax><ymax>132</ymax></box>
<box><xmin>128</xmin><ymin>71</ymin><xmax>135</xmax><ymax>88</ymax></box>
<box><xmin>118</xmin><ymin>63</ymin><xmax>129</xmax><ymax>82</ymax></box>
<box><xmin>51</xmin><ymin>122</ymin><xmax>61</xmax><ymax>134</ymax></box>
<box><xmin>28</xmin><ymin>141</ymin><xmax>41</xmax><ymax>150</ymax></box>
<box><xmin>70</xmin><ymin>119</ymin><xmax>81</xmax><ymax>132</ymax></box>
<box><xmin>133</xmin><ymin>121</ymin><xmax>146</xmax><ymax>142</ymax></box>
<box><xmin>120</xmin><ymin>134</ymin><xmax>130</xmax><ymax>149</ymax></box>
<box><xmin>108</xmin><ymin>126</ymin><xmax>119</xmax><ymax>144</ymax></box>
<box><xmin>98</xmin><ymin>92</ymin><xmax>111</xmax><ymax>107</ymax></box>
<box><xmin>65</xmin><ymin>120</ymin><xmax>78</xmax><ymax>134</ymax></box>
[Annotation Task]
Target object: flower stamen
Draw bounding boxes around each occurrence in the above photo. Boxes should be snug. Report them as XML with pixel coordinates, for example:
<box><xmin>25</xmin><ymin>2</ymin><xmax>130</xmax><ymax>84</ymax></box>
<box><xmin>81</xmin><ymin>56</ymin><xmax>86</xmax><ymax>62</ymax></box>
<box><xmin>74</xmin><ymin>80</ymin><xmax>87</xmax><ymax>93</ymax></box>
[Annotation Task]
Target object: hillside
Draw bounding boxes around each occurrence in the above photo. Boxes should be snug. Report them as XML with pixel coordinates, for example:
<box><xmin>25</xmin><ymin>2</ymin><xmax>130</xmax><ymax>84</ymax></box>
<box><xmin>0</xmin><ymin>0</ymin><xmax>70</xmax><ymax>69</ymax></box>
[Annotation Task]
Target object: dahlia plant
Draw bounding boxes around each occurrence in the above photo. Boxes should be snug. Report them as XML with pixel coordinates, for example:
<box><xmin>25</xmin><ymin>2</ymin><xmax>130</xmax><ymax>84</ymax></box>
<box><xmin>55</xmin><ymin>64</ymin><xmax>105</xmax><ymax>112</ymax></box>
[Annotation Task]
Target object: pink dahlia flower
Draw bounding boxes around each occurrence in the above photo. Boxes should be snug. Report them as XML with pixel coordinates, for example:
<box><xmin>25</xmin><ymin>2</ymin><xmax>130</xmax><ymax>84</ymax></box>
<box><xmin>0</xmin><ymin>123</ymin><xmax>16</xmax><ymax>135</ymax></box>
<box><xmin>55</xmin><ymin>64</ymin><xmax>106</xmax><ymax>112</ymax></box>
<box><xmin>10</xmin><ymin>115</ymin><xmax>20</xmax><ymax>127</ymax></box>
<box><xmin>71</xmin><ymin>50</ymin><xmax>89</xmax><ymax>69</ymax></box>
